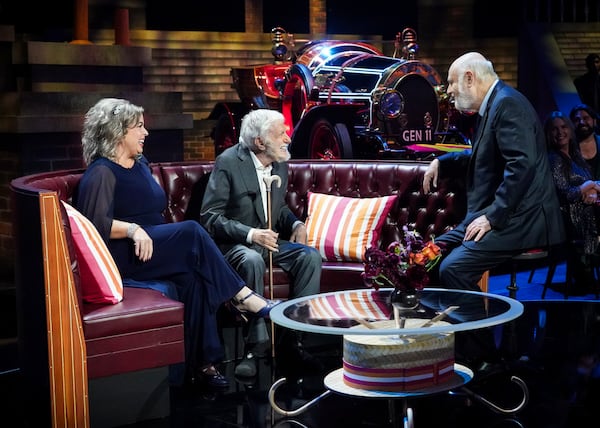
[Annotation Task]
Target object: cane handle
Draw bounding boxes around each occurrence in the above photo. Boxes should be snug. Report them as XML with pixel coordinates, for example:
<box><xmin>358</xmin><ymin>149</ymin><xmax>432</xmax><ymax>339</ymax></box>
<box><xmin>263</xmin><ymin>174</ymin><xmax>281</xmax><ymax>191</ymax></box>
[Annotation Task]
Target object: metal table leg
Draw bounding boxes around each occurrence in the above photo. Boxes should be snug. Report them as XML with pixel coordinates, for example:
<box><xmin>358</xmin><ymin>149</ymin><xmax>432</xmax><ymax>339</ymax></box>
<box><xmin>461</xmin><ymin>375</ymin><xmax>529</xmax><ymax>414</ymax></box>
<box><xmin>269</xmin><ymin>377</ymin><xmax>332</xmax><ymax>417</ymax></box>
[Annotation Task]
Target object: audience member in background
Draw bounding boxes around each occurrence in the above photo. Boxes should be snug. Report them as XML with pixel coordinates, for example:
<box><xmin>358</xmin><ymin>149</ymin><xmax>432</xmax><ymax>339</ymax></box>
<box><xmin>570</xmin><ymin>104</ymin><xmax>600</xmax><ymax>178</ymax></box>
<box><xmin>75</xmin><ymin>98</ymin><xmax>280</xmax><ymax>390</ymax></box>
<box><xmin>545</xmin><ymin>110</ymin><xmax>600</xmax><ymax>290</ymax></box>
<box><xmin>200</xmin><ymin>109</ymin><xmax>322</xmax><ymax>379</ymax></box>
<box><xmin>574</xmin><ymin>53</ymin><xmax>600</xmax><ymax>113</ymax></box>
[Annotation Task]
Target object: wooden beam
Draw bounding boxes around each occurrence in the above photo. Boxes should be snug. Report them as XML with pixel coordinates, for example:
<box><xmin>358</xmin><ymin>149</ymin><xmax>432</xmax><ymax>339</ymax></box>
<box><xmin>40</xmin><ymin>192</ymin><xmax>90</xmax><ymax>427</ymax></box>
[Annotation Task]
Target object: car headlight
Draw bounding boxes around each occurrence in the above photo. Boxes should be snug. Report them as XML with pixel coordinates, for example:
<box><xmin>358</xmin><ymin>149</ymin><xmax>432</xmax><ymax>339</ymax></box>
<box><xmin>272</xmin><ymin>43</ymin><xmax>288</xmax><ymax>61</ymax></box>
<box><xmin>379</xmin><ymin>90</ymin><xmax>404</xmax><ymax>119</ymax></box>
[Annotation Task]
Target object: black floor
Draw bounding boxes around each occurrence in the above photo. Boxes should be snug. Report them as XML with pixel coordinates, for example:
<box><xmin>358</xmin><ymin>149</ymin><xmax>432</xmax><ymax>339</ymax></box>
<box><xmin>2</xmin><ymin>264</ymin><xmax>600</xmax><ymax>428</ymax></box>
<box><xmin>132</xmin><ymin>298</ymin><xmax>600</xmax><ymax>428</ymax></box>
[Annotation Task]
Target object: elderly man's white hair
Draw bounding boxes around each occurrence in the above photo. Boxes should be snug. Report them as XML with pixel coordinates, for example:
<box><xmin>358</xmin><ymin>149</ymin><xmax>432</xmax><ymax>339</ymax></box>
<box><xmin>451</xmin><ymin>51</ymin><xmax>498</xmax><ymax>83</ymax></box>
<box><xmin>238</xmin><ymin>109</ymin><xmax>286</xmax><ymax>150</ymax></box>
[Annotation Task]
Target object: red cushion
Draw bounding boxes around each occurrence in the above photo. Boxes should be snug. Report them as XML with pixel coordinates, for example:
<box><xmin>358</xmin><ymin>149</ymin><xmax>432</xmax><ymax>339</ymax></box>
<box><xmin>62</xmin><ymin>201</ymin><xmax>124</xmax><ymax>304</ymax></box>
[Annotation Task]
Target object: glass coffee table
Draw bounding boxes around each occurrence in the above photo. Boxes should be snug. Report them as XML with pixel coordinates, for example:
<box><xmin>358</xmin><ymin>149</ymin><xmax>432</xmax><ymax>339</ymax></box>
<box><xmin>268</xmin><ymin>287</ymin><xmax>527</xmax><ymax>428</ymax></box>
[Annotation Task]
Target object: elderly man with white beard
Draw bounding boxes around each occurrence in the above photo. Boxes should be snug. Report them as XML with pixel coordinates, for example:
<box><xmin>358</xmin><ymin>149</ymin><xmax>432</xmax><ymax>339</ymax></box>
<box><xmin>422</xmin><ymin>52</ymin><xmax>566</xmax><ymax>373</ymax></box>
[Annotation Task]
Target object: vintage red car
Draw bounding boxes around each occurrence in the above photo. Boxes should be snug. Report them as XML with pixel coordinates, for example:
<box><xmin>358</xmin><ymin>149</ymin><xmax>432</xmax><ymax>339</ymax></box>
<box><xmin>209</xmin><ymin>27</ymin><xmax>473</xmax><ymax>160</ymax></box>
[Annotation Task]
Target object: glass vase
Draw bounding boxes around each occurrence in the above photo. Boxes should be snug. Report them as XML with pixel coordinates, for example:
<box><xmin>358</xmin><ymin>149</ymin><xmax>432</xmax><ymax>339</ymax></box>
<box><xmin>389</xmin><ymin>287</ymin><xmax>420</xmax><ymax>309</ymax></box>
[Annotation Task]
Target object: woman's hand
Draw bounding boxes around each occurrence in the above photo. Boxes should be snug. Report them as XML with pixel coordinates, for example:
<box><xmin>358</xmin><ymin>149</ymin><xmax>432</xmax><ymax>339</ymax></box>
<box><xmin>132</xmin><ymin>227</ymin><xmax>153</xmax><ymax>262</ymax></box>
<box><xmin>580</xmin><ymin>180</ymin><xmax>599</xmax><ymax>204</ymax></box>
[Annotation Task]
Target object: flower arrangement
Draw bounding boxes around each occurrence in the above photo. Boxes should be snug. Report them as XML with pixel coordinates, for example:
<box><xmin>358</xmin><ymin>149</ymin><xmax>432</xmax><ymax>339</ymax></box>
<box><xmin>361</xmin><ymin>226</ymin><xmax>444</xmax><ymax>292</ymax></box>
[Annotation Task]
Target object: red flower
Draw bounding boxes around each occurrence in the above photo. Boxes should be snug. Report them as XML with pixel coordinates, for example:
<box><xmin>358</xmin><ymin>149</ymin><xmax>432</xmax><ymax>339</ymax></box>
<box><xmin>361</xmin><ymin>226</ymin><xmax>444</xmax><ymax>292</ymax></box>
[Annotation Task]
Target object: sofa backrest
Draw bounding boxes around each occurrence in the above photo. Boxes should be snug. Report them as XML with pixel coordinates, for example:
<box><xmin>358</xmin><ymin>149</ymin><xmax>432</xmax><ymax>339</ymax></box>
<box><xmin>10</xmin><ymin>166</ymin><xmax>165</xmax><ymax>205</ymax></box>
<box><xmin>12</xmin><ymin>161</ymin><xmax>466</xmax><ymax>242</ymax></box>
<box><xmin>155</xmin><ymin>159</ymin><xmax>467</xmax><ymax>247</ymax></box>
<box><xmin>285</xmin><ymin>160</ymin><xmax>466</xmax><ymax>246</ymax></box>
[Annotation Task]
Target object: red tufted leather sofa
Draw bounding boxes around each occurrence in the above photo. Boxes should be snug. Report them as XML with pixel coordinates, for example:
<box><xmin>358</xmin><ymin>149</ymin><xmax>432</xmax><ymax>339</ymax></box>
<box><xmin>10</xmin><ymin>159</ymin><xmax>466</xmax><ymax>425</ymax></box>
<box><xmin>156</xmin><ymin>159</ymin><xmax>467</xmax><ymax>296</ymax></box>
<box><xmin>11</xmin><ymin>158</ymin><xmax>467</xmax><ymax>347</ymax></box>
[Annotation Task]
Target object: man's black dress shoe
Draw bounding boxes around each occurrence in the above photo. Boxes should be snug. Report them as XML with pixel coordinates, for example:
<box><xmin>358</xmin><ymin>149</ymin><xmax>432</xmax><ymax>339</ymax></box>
<box><xmin>197</xmin><ymin>365</ymin><xmax>229</xmax><ymax>389</ymax></box>
<box><xmin>235</xmin><ymin>352</ymin><xmax>257</xmax><ymax>378</ymax></box>
<box><xmin>475</xmin><ymin>360</ymin><xmax>505</xmax><ymax>376</ymax></box>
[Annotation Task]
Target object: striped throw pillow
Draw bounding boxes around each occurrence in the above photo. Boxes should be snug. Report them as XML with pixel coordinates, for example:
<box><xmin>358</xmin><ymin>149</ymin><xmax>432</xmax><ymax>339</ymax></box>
<box><xmin>305</xmin><ymin>192</ymin><xmax>397</xmax><ymax>262</ymax></box>
<box><xmin>62</xmin><ymin>201</ymin><xmax>124</xmax><ymax>304</ymax></box>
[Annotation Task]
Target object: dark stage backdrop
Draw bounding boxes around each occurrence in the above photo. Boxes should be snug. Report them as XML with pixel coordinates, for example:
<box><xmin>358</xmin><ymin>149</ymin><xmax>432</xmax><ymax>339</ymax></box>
<box><xmin>0</xmin><ymin>0</ymin><xmax>524</xmax><ymax>41</ymax></box>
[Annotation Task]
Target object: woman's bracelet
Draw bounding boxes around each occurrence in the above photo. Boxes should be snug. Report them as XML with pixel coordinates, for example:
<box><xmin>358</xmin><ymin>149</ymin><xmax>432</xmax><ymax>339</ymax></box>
<box><xmin>127</xmin><ymin>223</ymin><xmax>140</xmax><ymax>239</ymax></box>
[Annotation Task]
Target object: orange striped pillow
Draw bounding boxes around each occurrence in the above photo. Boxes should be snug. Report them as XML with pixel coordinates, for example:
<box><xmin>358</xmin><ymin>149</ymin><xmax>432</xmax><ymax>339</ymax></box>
<box><xmin>62</xmin><ymin>201</ymin><xmax>124</xmax><ymax>304</ymax></box>
<box><xmin>305</xmin><ymin>192</ymin><xmax>397</xmax><ymax>262</ymax></box>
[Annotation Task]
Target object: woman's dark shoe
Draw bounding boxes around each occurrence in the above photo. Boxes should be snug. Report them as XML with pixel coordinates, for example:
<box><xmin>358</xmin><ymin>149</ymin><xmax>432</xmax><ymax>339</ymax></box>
<box><xmin>198</xmin><ymin>365</ymin><xmax>229</xmax><ymax>389</ymax></box>
<box><xmin>230</xmin><ymin>291</ymin><xmax>281</xmax><ymax>321</ymax></box>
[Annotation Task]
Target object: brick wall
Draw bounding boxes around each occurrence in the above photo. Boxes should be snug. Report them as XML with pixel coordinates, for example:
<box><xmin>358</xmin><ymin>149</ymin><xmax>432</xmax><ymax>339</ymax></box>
<box><xmin>553</xmin><ymin>22</ymin><xmax>600</xmax><ymax>80</ymax></box>
<box><xmin>184</xmin><ymin>120</ymin><xmax>216</xmax><ymax>161</ymax></box>
<box><xmin>309</xmin><ymin>0</ymin><xmax>327</xmax><ymax>35</ymax></box>
<box><xmin>418</xmin><ymin>0</ymin><xmax>518</xmax><ymax>88</ymax></box>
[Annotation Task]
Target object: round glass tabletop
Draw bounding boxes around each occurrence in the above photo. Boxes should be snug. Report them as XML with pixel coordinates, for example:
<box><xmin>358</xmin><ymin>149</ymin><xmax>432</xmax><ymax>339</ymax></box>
<box><xmin>269</xmin><ymin>287</ymin><xmax>524</xmax><ymax>335</ymax></box>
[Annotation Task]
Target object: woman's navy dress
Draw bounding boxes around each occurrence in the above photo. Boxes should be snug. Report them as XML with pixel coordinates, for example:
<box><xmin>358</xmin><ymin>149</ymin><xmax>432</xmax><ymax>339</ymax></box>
<box><xmin>76</xmin><ymin>156</ymin><xmax>245</xmax><ymax>378</ymax></box>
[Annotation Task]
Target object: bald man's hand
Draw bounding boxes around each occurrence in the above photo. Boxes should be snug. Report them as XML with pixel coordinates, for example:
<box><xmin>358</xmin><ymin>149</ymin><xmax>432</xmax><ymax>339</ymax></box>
<box><xmin>423</xmin><ymin>159</ymin><xmax>440</xmax><ymax>194</ymax></box>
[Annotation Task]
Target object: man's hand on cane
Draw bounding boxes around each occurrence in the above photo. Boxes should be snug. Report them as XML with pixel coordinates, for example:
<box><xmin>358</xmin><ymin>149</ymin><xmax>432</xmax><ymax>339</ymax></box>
<box><xmin>252</xmin><ymin>229</ymin><xmax>279</xmax><ymax>252</ymax></box>
<box><xmin>260</xmin><ymin>174</ymin><xmax>282</xmax><ymax>253</ymax></box>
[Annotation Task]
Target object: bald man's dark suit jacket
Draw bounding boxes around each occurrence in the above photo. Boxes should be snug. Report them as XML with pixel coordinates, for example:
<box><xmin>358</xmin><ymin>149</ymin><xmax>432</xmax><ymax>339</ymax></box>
<box><xmin>437</xmin><ymin>80</ymin><xmax>565</xmax><ymax>251</ymax></box>
<box><xmin>200</xmin><ymin>144</ymin><xmax>299</xmax><ymax>254</ymax></box>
